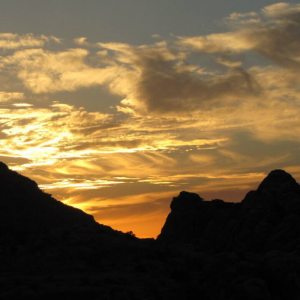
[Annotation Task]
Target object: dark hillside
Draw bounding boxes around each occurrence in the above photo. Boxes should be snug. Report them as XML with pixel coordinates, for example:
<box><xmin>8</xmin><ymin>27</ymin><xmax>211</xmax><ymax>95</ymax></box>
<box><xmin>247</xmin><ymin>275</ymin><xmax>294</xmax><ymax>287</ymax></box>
<box><xmin>1</xmin><ymin>163</ymin><xmax>300</xmax><ymax>300</ymax></box>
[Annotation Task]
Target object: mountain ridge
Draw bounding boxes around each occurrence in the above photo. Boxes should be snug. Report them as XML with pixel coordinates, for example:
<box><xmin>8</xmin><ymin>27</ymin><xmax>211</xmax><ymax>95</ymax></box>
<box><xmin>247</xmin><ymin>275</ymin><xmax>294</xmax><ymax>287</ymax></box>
<box><xmin>1</xmin><ymin>162</ymin><xmax>300</xmax><ymax>300</ymax></box>
<box><xmin>0</xmin><ymin>161</ymin><xmax>109</xmax><ymax>239</ymax></box>
<box><xmin>158</xmin><ymin>169</ymin><xmax>300</xmax><ymax>251</ymax></box>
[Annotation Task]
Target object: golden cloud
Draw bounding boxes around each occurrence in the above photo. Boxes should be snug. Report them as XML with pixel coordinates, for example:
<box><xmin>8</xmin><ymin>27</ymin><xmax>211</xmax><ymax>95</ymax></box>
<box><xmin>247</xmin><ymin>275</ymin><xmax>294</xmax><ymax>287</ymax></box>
<box><xmin>0</xmin><ymin>33</ymin><xmax>60</xmax><ymax>49</ymax></box>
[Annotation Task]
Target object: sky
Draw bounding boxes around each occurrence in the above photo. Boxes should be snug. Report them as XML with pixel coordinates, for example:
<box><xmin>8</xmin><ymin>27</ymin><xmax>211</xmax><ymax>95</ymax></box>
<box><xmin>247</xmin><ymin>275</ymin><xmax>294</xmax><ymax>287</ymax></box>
<box><xmin>1</xmin><ymin>1</ymin><xmax>300</xmax><ymax>238</ymax></box>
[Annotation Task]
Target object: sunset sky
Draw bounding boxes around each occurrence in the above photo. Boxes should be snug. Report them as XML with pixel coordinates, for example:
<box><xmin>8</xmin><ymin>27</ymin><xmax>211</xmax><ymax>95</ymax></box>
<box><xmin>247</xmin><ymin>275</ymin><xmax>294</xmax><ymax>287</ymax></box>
<box><xmin>1</xmin><ymin>1</ymin><xmax>300</xmax><ymax>237</ymax></box>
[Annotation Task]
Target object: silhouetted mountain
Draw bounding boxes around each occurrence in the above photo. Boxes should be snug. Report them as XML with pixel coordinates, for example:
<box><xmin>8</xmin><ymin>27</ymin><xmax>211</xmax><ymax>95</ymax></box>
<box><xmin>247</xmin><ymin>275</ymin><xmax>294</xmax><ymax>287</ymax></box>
<box><xmin>0</xmin><ymin>161</ymin><xmax>117</xmax><ymax>240</ymax></box>
<box><xmin>1</xmin><ymin>163</ymin><xmax>300</xmax><ymax>300</ymax></box>
<box><xmin>156</xmin><ymin>170</ymin><xmax>300</xmax><ymax>299</ymax></box>
<box><xmin>158</xmin><ymin>169</ymin><xmax>300</xmax><ymax>253</ymax></box>
<box><xmin>0</xmin><ymin>163</ymin><xmax>156</xmax><ymax>299</ymax></box>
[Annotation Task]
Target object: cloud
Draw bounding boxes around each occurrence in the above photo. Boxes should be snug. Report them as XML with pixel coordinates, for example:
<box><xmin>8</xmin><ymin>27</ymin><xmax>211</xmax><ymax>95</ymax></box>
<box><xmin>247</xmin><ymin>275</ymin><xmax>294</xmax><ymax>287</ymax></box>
<box><xmin>2</xmin><ymin>4</ymin><xmax>299</xmax><ymax>118</ymax></box>
<box><xmin>0</xmin><ymin>36</ymin><xmax>260</xmax><ymax>114</ymax></box>
<box><xmin>228</xmin><ymin>11</ymin><xmax>258</xmax><ymax>20</ymax></box>
<box><xmin>262</xmin><ymin>3</ymin><xmax>300</xmax><ymax>18</ymax></box>
<box><xmin>178</xmin><ymin>3</ymin><xmax>300</xmax><ymax>71</ymax></box>
<box><xmin>12</xmin><ymin>103</ymin><xmax>32</xmax><ymax>107</ymax></box>
<box><xmin>0</xmin><ymin>102</ymin><xmax>112</xmax><ymax>167</ymax></box>
<box><xmin>0</xmin><ymin>33</ymin><xmax>60</xmax><ymax>49</ymax></box>
<box><xmin>73</xmin><ymin>37</ymin><xmax>91</xmax><ymax>47</ymax></box>
<box><xmin>98</xmin><ymin>42</ymin><xmax>260</xmax><ymax>114</ymax></box>
<box><xmin>0</xmin><ymin>3</ymin><xmax>299</xmax><ymax>118</ymax></box>
<box><xmin>39</xmin><ymin>178</ymin><xmax>125</xmax><ymax>190</ymax></box>
<box><xmin>177</xmin><ymin>31</ymin><xmax>255</xmax><ymax>53</ymax></box>
<box><xmin>0</xmin><ymin>91</ymin><xmax>24</xmax><ymax>102</ymax></box>
<box><xmin>1</xmin><ymin>48</ymin><xmax>120</xmax><ymax>93</ymax></box>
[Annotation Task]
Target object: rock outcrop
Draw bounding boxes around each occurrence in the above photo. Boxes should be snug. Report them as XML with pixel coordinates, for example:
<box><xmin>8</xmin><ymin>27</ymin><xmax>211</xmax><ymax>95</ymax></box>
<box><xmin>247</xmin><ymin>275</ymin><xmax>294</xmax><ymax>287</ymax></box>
<box><xmin>158</xmin><ymin>170</ymin><xmax>300</xmax><ymax>253</ymax></box>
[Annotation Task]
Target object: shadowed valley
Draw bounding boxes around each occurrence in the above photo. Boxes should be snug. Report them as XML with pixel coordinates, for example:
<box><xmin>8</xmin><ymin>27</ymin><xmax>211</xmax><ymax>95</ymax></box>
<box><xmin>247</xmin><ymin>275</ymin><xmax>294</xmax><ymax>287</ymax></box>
<box><xmin>1</xmin><ymin>162</ymin><xmax>300</xmax><ymax>299</ymax></box>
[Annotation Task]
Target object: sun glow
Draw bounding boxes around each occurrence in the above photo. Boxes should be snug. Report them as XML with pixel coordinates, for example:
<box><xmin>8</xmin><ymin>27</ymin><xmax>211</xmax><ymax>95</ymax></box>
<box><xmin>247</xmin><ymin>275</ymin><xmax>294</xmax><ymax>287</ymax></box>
<box><xmin>39</xmin><ymin>178</ymin><xmax>125</xmax><ymax>190</ymax></box>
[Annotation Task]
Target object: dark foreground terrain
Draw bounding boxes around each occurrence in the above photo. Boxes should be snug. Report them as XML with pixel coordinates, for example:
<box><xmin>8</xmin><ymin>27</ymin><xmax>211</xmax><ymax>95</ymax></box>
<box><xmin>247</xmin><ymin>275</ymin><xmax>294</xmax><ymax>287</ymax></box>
<box><xmin>1</xmin><ymin>162</ymin><xmax>300</xmax><ymax>299</ymax></box>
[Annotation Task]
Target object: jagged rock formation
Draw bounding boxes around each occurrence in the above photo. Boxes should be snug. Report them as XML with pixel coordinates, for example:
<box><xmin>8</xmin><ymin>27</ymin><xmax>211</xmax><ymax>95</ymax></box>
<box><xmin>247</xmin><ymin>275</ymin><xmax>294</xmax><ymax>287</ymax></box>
<box><xmin>156</xmin><ymin>170</ymin><xmax>300</xmax><ymax>300</ymax></box>
<box><xmin>157</xmin><ymin>191</ymin><xmax>236</xmax><ymax>247</ymax></box>
<box><xmin>158</xmin><ymin>170</ymin><xmax>300</xmax><ymax>253</ymax></box>
<box><xmin>1</xmin><ymin>163</ymin><xmax>300</xmax><ymax>300</ymax></box>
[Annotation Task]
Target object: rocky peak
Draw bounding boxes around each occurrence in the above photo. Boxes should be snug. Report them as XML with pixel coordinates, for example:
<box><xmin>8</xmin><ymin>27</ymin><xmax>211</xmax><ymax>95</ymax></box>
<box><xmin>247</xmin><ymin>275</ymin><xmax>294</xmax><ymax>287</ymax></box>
<box><xmin>257</xmin><ymin>169</ymin><xmax>298</xmax><ymax>192</ymax></box>
<box><xmin>158</xmin><ymin>170</ymin><xmax>300</xmax><ymax>250</ymax></box>
<box><xmin>170</xmin><ymin>191</ymin><xmax>203</xmax><ymax>212</ymax></box>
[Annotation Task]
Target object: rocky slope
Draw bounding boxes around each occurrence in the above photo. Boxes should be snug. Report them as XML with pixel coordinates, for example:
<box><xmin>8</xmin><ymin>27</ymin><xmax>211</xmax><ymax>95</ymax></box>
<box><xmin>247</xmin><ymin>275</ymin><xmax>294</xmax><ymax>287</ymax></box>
<box><xmin>0</xmin><ymin>162</ymin><xmax>156</xmax><ymax>299</ymax></box>
<box><xmin>0</xmin><ymin>161</ymin><xmax>117</xmax><ymax>240</ymax></box>
<box><xmin>1</xmin><ymin>164</ymin><xmax>300</xmax><ymax>300</ymax></box>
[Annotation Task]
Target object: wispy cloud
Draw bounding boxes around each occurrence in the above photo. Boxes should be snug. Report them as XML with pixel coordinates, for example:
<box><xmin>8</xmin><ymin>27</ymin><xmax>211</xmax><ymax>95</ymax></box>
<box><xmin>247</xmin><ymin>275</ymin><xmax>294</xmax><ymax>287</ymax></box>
<box><xmin>0</xmin><ymin>33</ymin><xmax>60</xmax><ymax>49</ymax></box>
